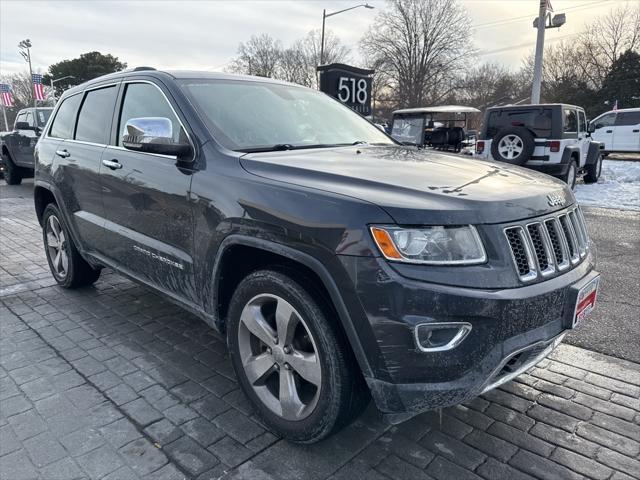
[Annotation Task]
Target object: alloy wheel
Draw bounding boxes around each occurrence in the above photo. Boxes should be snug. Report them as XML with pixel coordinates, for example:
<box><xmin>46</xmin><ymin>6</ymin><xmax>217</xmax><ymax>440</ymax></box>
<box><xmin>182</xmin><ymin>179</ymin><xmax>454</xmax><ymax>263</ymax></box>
<box><xmin>497</xmin><ymin>135</ymin><xmax>524</xmax><ymax>160</ymax></box>
<box><xmin>45</xmin><ymin>215</ymin><xmax>69</xmax><ymax>279</ymax></box>
<box><xmin>237</xmin><ymin>294</ymin><xmax>322</xmax><ymax>421</ymax></box>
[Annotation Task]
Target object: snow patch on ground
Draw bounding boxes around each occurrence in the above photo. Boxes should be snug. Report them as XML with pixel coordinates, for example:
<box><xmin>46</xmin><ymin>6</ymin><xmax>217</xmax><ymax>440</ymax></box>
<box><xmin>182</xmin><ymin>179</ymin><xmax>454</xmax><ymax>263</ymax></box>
<box><xmin>575</xmin><ymin>160</ymin><xmax>640</xmax><ymax>211</ymax></box>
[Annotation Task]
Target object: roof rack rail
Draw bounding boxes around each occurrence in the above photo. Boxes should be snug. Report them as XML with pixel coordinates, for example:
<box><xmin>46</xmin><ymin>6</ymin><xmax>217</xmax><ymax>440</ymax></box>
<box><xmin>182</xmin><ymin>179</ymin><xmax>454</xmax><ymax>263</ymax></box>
<box><xmin>131</xmin><ymin>66</ymin><xmax>156</xmax><ymax>72</ymax></box>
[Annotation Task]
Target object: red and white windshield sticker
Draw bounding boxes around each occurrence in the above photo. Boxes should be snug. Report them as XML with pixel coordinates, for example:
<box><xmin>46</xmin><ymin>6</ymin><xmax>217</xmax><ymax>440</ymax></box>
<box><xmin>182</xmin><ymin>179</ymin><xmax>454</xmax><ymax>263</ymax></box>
<box><xmin>574</xmin><ymin>276</ymin><xmax>599</xmax><ymax>327</ymax></box>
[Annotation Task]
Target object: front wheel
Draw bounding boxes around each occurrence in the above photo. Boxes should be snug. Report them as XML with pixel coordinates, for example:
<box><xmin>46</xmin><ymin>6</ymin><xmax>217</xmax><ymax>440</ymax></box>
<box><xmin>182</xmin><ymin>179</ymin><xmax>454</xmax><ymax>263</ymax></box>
<box><xmin>227</xmin><ymin>270</ymin><xmax>367</xmax><ymax>443</ymax></box>
<box><xmin>42</xmin><ymin>204</ymin><xmax>101</xmax><ymax>288</ymax></box>
<box><xmin>583</xmin><ymin>154</ymin><xmax>602</xmax><ymax>184</ymax></box>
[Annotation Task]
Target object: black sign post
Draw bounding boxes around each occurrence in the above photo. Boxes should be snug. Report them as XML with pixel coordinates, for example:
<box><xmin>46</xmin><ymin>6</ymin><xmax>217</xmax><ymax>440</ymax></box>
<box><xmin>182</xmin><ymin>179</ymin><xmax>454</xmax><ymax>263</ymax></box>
<box><xmin>317</xmin><ymin>63</ymin><xmax>374</xmax><ymax>117</ymax></box>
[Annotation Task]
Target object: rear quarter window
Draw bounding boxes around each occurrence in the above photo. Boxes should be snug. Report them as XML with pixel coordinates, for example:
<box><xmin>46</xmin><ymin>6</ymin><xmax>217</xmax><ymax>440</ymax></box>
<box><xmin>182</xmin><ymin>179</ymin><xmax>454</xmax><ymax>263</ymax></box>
<box><xmin>614</xmin><ymin>111</ymin><xmax>640</xmax><ymax>126</ymax></box>
<box><xmin>563</xmin><ymin>109</ymin><xmax>578</xmax><ymax>133</ymax></box>
<box><xmin>486</xmin><ymin>109</ymin><xmax>552</xmax><ymax>139</ymax></box>
<box><xmin>49</xmin><ymin>94</ymin><xmax>82</xmax><ymax>139</ymax></box>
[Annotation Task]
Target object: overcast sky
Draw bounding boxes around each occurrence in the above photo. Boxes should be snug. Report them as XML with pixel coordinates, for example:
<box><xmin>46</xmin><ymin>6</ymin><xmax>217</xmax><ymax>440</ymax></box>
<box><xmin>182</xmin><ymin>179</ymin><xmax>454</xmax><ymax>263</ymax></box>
<box><xmin>0</xmin><ymin>0</ymin><xmax>632</xmax><ymax>79</ymax></box>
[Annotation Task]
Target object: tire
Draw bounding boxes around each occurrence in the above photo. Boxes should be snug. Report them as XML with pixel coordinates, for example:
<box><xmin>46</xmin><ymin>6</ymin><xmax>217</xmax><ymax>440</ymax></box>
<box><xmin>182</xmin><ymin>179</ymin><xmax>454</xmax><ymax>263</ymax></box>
<box><xmin>3</xmin><ymin>153</ymin><xmax>23</xmax><ymax>185</ymax></box>
<box><xmin>227</xmin><ymin>270</ymin><xmax>367</xmax><ymax>443</ymax></box>
<box><xmin>490</xmin><ymin>128</ymin><xmax>535</xmax><ymax>165</ymax></box>
<box><xmin>559</xmin><ymin>159</ymin><xmax>578</xmax><ymax>190</ymax></box>
<box><xmin>584</xmin><ymin>154</ymin><xmax>602</xmax><ymax>184</ymax></box>
<box><xmin>42</xmin><ymin>204</ymin><xmax>101</xmax><ymax>288</ymax></box>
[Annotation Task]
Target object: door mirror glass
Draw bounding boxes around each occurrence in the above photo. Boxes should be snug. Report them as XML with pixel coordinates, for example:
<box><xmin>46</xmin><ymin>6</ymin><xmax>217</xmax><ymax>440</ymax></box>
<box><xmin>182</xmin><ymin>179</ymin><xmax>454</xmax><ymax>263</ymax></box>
<box><xmin>122</xmin><ymin>117</ymin><xmax>191</xmax><ymax>157</ymax></box>
<box><xmin>15</xmin><ymin>121</ymin><xmax>34</xmax><ymax>130</ymax></box>
<box><xmin>587</xmin><ymin>123</ymin><xmax>596</xmax><ymax>133</ymax></box>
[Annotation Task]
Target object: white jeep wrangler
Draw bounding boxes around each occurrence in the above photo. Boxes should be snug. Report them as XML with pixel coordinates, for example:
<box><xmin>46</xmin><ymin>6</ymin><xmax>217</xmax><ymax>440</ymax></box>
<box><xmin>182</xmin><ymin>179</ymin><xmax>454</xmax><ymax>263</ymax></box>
<box><xmin>474</xmin><ymin>104</ymin><xmax>603</xmax><ymax>189</ymax></box>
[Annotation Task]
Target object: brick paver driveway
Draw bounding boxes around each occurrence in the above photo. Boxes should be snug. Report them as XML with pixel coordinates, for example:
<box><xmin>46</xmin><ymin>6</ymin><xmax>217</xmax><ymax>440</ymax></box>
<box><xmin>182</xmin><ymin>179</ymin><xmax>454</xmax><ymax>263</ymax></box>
<box><xmin>1</xmin><ymin>183</ymin><xmax>639</xmax><ymax>480</ymax></box>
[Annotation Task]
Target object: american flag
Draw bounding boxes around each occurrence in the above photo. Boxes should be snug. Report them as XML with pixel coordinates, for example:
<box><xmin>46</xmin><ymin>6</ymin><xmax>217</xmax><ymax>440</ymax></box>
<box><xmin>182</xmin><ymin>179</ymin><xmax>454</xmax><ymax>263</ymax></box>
<box><xmin>32</xmin><ymin>73</ymin><xmax>45</xmax><ymax>101</ymax></box>
<box><xmin>0</xmin><ymin>84</ymin><xmax>13</xmax><ymax>107</ymax></box>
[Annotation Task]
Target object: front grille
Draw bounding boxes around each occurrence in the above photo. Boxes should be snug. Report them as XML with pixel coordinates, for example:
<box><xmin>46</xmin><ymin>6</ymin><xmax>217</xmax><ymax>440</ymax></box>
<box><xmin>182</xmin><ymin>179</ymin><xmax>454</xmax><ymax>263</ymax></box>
<box><xmin>505</xmin><ymin>206</ymin><xmax>589</xmax><ymax>282</ymax></box>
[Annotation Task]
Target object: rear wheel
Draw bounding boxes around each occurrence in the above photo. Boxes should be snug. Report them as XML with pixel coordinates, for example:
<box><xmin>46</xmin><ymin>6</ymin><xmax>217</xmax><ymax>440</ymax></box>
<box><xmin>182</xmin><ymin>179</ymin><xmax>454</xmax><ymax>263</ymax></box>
<box><xmin>42</xmin><ymin>204</ymin><xmax>101</xmax><ymax>288</ymax></box>
<box><xmin>584</xmin><ymin>154</ymin><xmax>602</xmax><ymax>184</ymax></box>
<box><xmin>560</xmin><ymin>159</ymin><xmax>578</xmax><ymax>190</ymax></box>
<box><xmin>227</xmin><ymin>270</ymin><xmax>367</xmax><ymax>443</ymax></box>
<box><xmin>3</xmin><ymin>154</ymin><xmax>22</xmax><ymax>185</ymax></box>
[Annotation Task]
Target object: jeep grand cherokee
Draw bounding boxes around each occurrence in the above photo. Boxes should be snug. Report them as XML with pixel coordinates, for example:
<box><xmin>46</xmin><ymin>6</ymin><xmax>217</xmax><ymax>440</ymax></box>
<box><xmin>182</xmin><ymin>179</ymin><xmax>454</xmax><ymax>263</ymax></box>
<box><xmin>34</xmin><ymin>68</ymin><xmax>599</xmax><ymax>443</ymax></box>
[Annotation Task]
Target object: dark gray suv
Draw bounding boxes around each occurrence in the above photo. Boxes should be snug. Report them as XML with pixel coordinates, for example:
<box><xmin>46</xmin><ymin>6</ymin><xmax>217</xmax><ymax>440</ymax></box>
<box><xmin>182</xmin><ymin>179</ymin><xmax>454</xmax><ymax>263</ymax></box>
<box><xmin>34</xmin><ymin>68</ymin><xmax>600</xmax><ymax>443</ymax></box>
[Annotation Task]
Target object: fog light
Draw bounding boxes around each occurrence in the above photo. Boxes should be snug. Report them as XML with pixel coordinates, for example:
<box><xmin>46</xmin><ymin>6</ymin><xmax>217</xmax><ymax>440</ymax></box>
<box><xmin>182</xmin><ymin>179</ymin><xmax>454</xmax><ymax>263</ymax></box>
<box><xmin>414</xmin><ymin>322</ymin><xmax>472</xmax><ymax>352</ymax></box>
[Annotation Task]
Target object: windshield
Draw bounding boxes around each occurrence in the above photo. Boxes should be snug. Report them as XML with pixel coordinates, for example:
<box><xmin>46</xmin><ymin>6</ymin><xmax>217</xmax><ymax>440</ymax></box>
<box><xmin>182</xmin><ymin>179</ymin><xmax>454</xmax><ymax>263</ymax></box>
<box><xmin>180</xmin><ymin>79</ymin><xmax>394</xmax><ymax>152</ymax></box>
<box><xmin>391</xmin><ymin>115</ymin><xmax>424</xmax><ymax>144</ymax></box>
<box><xmin>36</xmin><ymin>108</ymin><xmax>53</xmax><ymax>127</ymax></box>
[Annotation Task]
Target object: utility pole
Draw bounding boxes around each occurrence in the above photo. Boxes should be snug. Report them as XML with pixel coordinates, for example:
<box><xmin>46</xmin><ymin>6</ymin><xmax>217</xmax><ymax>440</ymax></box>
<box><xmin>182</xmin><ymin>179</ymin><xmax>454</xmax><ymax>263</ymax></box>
<box><xmin>18</xmin><ymin>39</ymin><xmax>36</xmax><ymax>108</ymax></box>
<box><xmin>531</xmin><ymin>1</ymin><xmax>566</xmax><ymax>103</ymax></box>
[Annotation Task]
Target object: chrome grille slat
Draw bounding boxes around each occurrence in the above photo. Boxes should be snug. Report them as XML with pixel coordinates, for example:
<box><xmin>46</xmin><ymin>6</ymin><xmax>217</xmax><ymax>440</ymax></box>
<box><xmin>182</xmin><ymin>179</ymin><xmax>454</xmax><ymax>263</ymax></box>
<box><xmin>505</xmin><ymin>207</ymin><xmax>589</xmax><ymax>282</ymax></box>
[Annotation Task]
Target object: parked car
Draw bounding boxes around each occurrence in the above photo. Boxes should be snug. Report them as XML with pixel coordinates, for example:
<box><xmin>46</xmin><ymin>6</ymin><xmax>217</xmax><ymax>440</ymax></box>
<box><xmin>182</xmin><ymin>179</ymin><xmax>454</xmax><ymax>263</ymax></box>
<box><xmin>1</xmin><ymin>107</ymin><xmax>53</xmax><ymax>184</ymax></box>
<box><xmin>390</xmin><ymin>106</ymin><xmax>480</xmax><ymax>152</ymax></box>
<box><xmin>475</xmin><ymin>104</ymin><xmax>603</xmax><ymax>189</ymax></box>
<box><xmin>34</xmin><ymin>69</ymin><xmax>599</xmax><ymax>443</ymax></box>
<box><xmin>589</xmin><ymin>108</ymin><xmax>640</xmax><ymax>154</ymax></box>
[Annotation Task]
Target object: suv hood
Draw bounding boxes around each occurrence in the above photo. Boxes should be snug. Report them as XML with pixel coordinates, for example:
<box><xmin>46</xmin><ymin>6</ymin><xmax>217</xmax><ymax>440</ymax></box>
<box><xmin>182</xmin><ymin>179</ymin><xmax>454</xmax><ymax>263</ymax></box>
<box><xmin>239</xmin><ymin>146</ymin><xmax>574</xmax><ymax>225</ymax></box>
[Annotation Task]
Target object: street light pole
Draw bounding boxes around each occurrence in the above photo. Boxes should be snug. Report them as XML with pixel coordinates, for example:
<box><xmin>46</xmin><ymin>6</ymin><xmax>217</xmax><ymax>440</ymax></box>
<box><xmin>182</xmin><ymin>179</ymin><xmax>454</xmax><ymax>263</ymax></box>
<box><xmin>319</xmin><ymin>3</ymin><xmax>374</xmax><ymax>66</ymax></box>
<box><xmin>50</xmin><ymin>75</ymin><xmax>76</xmax><ymax>103</ymax></box>
<box><xmin>531</xmin><ymin>1</ymin><xmax>566</xmax><ymax>103</ymax></box>
<box><xmin>18</xmin><ymin>39</ymin><xmax>36</xmax><ymax>108</ymax></box>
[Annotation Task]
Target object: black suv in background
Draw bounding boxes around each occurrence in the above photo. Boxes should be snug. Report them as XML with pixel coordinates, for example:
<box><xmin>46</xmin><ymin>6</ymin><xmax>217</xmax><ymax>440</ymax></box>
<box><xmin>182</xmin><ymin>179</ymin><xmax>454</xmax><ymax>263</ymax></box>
<box><xmin>1</xmin><ymin>107</ymin><xmax>53</xmax><ymax>184</ymax></box>
<box><xmin>34</xmin><ymin>69</ymin><xmax>599</xmax><ymax>443</ymax></box>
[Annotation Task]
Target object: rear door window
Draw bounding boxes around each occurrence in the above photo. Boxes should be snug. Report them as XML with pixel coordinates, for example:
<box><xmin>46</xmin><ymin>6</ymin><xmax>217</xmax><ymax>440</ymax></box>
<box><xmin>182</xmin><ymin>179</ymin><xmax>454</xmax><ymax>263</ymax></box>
<box><xmin>563</xmin><ymin>109</ymin><xmax>578</xmax><ymax>133</ymax></box>
<box><xmin>49</xmin><ymin>94</ymin><xmax>82</xmax><ymax>139</ymax></box>
<box><xmin>614</xmin><ymin>111</ymin><xmax>640</xmax><ymax>126</ymax></box>
<box><xmin>486</xmin><ymin>109</ymin><xmax>552</xmax><ymax>139</ymax></box>
<box><xmin>75</xmin><ymin>86</ymin><xmax>118</xmax><ymax>144</ymax></box>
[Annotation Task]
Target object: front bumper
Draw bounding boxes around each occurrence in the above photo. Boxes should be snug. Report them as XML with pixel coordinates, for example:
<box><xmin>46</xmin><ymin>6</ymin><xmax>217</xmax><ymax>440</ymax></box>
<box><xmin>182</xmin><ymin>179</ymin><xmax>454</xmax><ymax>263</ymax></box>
<box><xmin>338</xmin><ymin>254</ymin><xmax>597</xmax><ymax>421</ymax></box>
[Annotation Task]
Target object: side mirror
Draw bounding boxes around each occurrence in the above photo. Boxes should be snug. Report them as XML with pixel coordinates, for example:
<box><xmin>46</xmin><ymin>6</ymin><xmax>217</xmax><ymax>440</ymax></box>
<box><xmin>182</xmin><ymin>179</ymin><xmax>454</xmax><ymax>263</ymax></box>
<box><xmin>15</xmin><ymin>122</ymin><xmax>34</xmax><ymax>131</ymax></box>
<box><xmin>122</xmin><ymin>117</ymin><xmax>192</xmax><ymax>158</ymax></box>
<box><xmin>587</xmin><ymin>123</ymin><xmax>596</xmax><ymax>133</ymax></box>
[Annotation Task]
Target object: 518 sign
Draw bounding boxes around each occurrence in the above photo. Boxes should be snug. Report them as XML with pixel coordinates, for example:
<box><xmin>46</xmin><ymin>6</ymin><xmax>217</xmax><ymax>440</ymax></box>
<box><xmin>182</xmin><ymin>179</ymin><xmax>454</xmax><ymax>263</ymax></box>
<box><xmin>318</xmin><ymin>64</ymin><xmax>373</xmax><ymax>116</ymax></box>
<box><xmin>335</xmin><ymin>76</ymin><xmax>371</xmax><ymax>115</ymax></box>
<box><xmin>338</xmin><ymin>77</ymin><xmax>368</xmax><ymax>106</ymax></box>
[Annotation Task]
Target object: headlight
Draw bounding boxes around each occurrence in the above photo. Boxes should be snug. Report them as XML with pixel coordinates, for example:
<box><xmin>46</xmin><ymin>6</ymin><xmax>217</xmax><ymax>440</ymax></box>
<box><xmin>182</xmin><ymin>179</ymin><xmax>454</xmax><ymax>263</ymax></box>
<box><xmin>370</xmin><ymin>225</ymin><xmax>486</xmax><ymax>265</ymax></box>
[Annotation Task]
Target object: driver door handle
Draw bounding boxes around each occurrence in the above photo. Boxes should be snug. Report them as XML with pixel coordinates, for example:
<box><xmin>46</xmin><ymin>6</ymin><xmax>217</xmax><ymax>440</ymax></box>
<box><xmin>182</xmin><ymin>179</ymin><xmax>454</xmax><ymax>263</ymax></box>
<box><xmin>55</xmin><ymin>149</ymin><xmax>70</xmax><ymax>158</ymax></box>
<box><xmin>606</xmin><ymin>130</ymin><xmax>613</xmax><ymax>133</ymax></box>
<box><xmin>102</xmin><ymin>159</ymin><xmax>122</xmax><ymax>170</ymax></box>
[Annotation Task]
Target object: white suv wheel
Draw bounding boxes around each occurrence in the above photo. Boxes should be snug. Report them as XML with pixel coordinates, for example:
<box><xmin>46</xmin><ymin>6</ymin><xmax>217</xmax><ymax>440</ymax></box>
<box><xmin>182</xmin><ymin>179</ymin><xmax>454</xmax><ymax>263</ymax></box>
<box><xmin>497</xmin><ymin>135</ymin><xmax>524</xmax><ymax>160</ymax></box>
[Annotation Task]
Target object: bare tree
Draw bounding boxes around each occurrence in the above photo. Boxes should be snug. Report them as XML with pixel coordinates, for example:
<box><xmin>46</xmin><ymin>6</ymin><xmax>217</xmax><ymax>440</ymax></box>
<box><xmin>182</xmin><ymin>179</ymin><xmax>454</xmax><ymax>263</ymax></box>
<box><xmin>361</xmin><ymin>0</ymin><xmax>473</xmax><ymax>108</ymax></box>
<box><xmin>229</xmin><ymin>29</ymin><xmax>349</xmax><ymax>87</ymax></box>
<box><xmin>230</xmin><ymin>34</ymin><xmax>283</xmax><ymax>78</ymax></box>
<box><xmin>576</xmin><ymin>3</ymin><xmax>640</xmax><ymax>87</ymax></box>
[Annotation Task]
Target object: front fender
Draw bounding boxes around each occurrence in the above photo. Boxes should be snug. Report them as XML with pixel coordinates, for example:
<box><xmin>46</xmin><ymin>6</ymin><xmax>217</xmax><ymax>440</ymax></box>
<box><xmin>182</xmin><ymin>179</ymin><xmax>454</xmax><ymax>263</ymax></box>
<box><xmin>209</xmin><ymin>234</ymin><xmax>375</xmax><ymax>379</ymax></box>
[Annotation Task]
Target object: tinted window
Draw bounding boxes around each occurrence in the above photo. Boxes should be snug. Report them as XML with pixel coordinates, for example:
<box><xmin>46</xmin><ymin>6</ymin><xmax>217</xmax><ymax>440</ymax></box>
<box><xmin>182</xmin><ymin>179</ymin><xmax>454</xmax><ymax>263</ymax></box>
<box><xmin>485</xmin><ymin>109</ymin><xmax>552</xmax><ymax>139</ymax></box>
<box><xmin>594</xmin><ymin>113</ymin><xmax>615</xmax><ymax>129</ymax></box>
<box><xmin>75</xmin><ymin>86</ymin><xmax>118</xmax><ymax>144</ymax></box>
<box><xmin>563</xmin><ymin>109</ymin><xmax>577</xmax><ymax>132</ymax></box>
<box><xmin>615</xmin><ymin>111</ymin><xmax>640</xmax><ymax>126</ymax></box>
<box><xmin>118</xmin><ymin>83</ymin><xmax>183</xmax><ymax>146</ymax></box>
<box><xmin>49</xmin><ymin>94</ymin><xmax>82</xmax><ymax>139</ymax></box>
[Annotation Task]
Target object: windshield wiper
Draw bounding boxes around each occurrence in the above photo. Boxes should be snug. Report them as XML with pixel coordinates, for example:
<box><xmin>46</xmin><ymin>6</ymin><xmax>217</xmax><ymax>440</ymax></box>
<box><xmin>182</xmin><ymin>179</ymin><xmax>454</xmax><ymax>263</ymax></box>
<box><xmin>238</xmin><ymin>143</ymin><xmax>341</xmax><ymax>153</ymax></box>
